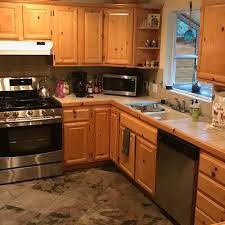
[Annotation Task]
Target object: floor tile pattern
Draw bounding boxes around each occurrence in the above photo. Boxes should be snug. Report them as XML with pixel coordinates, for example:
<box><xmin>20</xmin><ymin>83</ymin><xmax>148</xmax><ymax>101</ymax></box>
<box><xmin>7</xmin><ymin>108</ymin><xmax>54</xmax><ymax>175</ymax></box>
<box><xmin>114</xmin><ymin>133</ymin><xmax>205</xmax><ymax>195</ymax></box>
<box><xmin>0</xmin><ymin>165</ymin><xmax>173</xmax><ymax>225</ymax></box>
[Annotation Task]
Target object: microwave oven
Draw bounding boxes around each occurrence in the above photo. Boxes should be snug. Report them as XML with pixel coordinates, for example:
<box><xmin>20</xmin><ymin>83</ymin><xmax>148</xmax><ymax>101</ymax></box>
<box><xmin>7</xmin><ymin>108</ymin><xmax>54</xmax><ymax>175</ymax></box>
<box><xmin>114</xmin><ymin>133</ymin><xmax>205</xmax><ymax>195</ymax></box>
<box><xmin>103</xmin><ymin>74</ymin><xmax>144</xmax><ymax>97</ymax></box>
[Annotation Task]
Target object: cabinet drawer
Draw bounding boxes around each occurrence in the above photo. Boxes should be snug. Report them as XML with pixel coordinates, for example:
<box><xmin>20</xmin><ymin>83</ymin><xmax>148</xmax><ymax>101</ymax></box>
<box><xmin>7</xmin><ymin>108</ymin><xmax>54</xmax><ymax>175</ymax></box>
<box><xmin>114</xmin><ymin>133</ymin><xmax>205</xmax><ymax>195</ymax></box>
<box><xmin>196</xmin><ymin>191</ymin><xmax>225</xmax><ymax>222</ymax></box>
<box><xmin>195</xmin><ymin>207</ymin><xmax>216</xmax><ymax>225</ymax></box>
<box><xmin>199</xmin><ymin>153</ymin><xmax>225</xmax><ymax>186</ymax></box>
<box><xmin>120</xmin><ymin>112</ymin><xmax>157</xmax><ymax>145</ymax></box>
<box><xmin>63</xmin><ymin>108</ymin><xmax>90</xmax><ymax>122</ymax></box>
<box><xmin>198</xmin><ymin>173</ymin><xmax>225</xmax><ymax>207</ymax></box>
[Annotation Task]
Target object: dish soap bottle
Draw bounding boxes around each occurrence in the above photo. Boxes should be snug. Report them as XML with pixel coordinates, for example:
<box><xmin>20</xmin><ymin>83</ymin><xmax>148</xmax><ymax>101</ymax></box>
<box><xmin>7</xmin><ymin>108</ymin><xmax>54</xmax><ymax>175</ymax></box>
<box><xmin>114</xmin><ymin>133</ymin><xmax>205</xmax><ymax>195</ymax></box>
<box><xmin>189</xmin><ymin>100</ymin><xmax>194</xmax><ymax>115</ymax></box>
<box><xmin>192</xmin><ymin>100</ymin><xmax>200</xmax><ymax>121</ymax></box>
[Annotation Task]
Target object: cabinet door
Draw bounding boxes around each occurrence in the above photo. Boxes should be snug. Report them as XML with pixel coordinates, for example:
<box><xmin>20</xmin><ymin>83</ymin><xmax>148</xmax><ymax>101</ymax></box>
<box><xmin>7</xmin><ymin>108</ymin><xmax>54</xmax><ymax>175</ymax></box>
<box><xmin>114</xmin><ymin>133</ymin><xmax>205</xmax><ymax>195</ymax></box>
<box><xmin>0</xmin><ymin>3</ymin><xmax>22</xmax><ymax>40</ymax></box>
<box><xmin>198</xmin><ymin>3</ymin><xmax>225</xmax><ymax>86</ymax></box>
<box><xmin>79</xmin><ymin>8</ymin><xmax>103</xmax><ymax>64</ymax></box>
<box><xmin>64</xmin><ymin>122</ymin><xmax>90</xmax><ymax>166</ymax></box>
<box><xmin>94</xmin><ymin>107</ymin><xmax>110</xmax><ymax>161</ymax></box>
<box><xmin>119</xmin><ymin>126</ymin><xmax>135</xmax><ymax>178</ymax></box>
<box><xmin>135</xmin><ymin>136</ymin><xmax>157</xmax><ymax>195</ymax></box>
<box><xmin>54</xmin><ymin>7</ymin><xmax>78</xmax><ymax>65</ymax></box>
<box><xmin>23</xmin><ymin>4</ymin><xmax>52</xmax><ymax>40</ymax></box>
<box><xmin>104</xmin><ymin>9</ymin><xmax>133</xmax><ymax>65</ymax></box>
<box><xmin>110</xmin><ymin>107</ymin><xmax>119</xmax><ymax>164</ymax></box>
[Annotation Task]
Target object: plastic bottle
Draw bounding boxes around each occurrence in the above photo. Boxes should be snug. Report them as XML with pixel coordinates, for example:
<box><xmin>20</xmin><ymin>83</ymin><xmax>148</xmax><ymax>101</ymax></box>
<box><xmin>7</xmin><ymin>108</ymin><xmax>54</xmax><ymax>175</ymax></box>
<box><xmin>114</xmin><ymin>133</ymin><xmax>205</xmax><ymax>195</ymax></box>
<box><xmin>192</xmin><ymin>100</ymin><xmax>200</xmax><ymax>121</ymax></box>
<box><xmin>189</xmin><ymin>100</ymin><xmax>194</xmax><ymax>115</ymax></box>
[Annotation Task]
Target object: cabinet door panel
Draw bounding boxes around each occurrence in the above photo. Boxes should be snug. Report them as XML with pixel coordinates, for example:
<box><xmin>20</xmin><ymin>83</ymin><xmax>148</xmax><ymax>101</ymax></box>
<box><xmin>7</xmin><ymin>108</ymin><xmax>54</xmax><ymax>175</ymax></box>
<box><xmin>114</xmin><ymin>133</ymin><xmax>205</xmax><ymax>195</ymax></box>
<box><xmin>84</xmin><ymin>8</ymin><xmax>103</xmax><ymax>64</ymax></box>
<box><xmin>119</xmin><ymin>126</ymin><xmax>135</xmax><ymax>178</ymax></box>
<box><xmin>64</xmin><ymin>122</ymin><xmax>90</xmax><ymax>166</ymax></box>
<box><xmin>198</xmin><ymin>4</ymin><xmax>225</xmax><ymax>85</ymax></box>
<box><xmin>110</xmin><ymin>108</ymin><xmax>119</xmax><ymax>164</ymax></box>
<box><xmin>135</xmin><ymin>136</ymin><xmax>157</xmax><ymax>195</ymax></box>
<box><xmin>104</xmin><ymin>9</ymin><xmax>133</xmax><ymax>65</ymax></box>
<box><xmin>54</xmin><ymin>7</ymin><xmax>78</xmax><ymax>65</ymax></box>
<box><xmin>94</xmin><ymin>108</ymin><xmax>110</xmax><ymax>161</ymax></box>
<box><xmin>23</xmin><ymin>4</ymin><xmax>52</xmax><ymax>40</ymax></box>
<box><xmin>0</xmin><ymin>3</ymin><xmax>22</xmax><ymax>39</ymax></box>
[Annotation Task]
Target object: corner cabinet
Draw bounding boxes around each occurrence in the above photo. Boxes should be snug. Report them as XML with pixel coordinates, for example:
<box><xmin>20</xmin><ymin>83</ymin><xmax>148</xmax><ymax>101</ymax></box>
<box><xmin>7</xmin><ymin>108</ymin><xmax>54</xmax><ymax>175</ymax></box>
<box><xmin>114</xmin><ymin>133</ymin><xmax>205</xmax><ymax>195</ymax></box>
<box><xmin>23</xmin><ymin>4</ymin><xmax>52</xmax><ymax>40</ymax></box>
<box><xmin>0</xmin><ymin>2</ymin><xmax>22</xmax><ymax>40</ymax></box>
<box><xmin>53</xmin><ymin>6</ymin><xmax>78</xmax><ymax>66</ymax></box>
<box><xmin>197</xmin><ymin>0</ymin><xmax>225</xmax><ymax>86</ymax></box>
<box><xmin>104</xmin><ymin>9</ymin><xmax>134</xmax><ymax>65</ymax></box>
<box><xmin>78</xmin><ymin>8</ymin><xmax>103</xmax><ymax>64</ymax></box>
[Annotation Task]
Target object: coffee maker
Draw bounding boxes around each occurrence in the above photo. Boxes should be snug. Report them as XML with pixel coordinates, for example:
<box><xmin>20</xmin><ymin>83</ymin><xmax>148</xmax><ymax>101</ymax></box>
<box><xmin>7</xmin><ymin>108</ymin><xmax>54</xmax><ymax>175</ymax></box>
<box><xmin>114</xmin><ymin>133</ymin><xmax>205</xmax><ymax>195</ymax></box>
<box><xmin>72</xmin><ymin>71</ymin><xmax>87</xmax><ymax>97</ymax></box>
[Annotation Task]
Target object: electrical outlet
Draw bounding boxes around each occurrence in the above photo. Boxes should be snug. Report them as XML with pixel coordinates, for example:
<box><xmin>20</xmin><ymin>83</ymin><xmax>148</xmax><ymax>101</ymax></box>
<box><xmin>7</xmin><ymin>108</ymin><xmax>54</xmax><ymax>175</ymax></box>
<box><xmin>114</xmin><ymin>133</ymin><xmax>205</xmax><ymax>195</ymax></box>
<box><xmin>153</xmin><ymin>84</ymin><xmax>158</xmax><ymax>93</ymax></box>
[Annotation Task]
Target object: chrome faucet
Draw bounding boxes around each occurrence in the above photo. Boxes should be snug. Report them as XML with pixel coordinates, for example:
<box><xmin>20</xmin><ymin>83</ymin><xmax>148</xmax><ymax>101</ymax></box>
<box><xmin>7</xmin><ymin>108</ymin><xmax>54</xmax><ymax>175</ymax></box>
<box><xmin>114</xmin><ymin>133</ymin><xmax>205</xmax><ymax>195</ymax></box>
<box><xmin>174</xmin><ymin>98</ymin><xmax>186</xmax><ymax>113</ymax></box>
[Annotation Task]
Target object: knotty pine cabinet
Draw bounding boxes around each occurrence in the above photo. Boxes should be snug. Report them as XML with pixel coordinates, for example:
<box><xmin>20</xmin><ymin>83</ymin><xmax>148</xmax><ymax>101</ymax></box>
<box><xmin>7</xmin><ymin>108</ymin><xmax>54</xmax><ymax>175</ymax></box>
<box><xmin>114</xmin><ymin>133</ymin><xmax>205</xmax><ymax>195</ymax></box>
<box><xmin>104</xmin><ymin>8</ymin><xmax>134</xmax><ymax>65</ymax></box>
<box><xmin>197</xmin><ymin>0</ymin><xmax>225</xmax><ymax>86</ymax></box>
<box><xmin>0</xmin><ymin>2</ymin><xmax>22</xmax><ymax>40</ymax></box>
<box><xmin>23</xmin><ymin>4</ymin><xmax>52</xmax><ymax>40</ymax></box>
<box><xmin>63</xmin><ymin>106</ymin><xmax>110</xmax><ymax>166</ymax></box>
<box><xmin>78</xmin><ymin>8</ymin><xmax>103</xmax><ymax>64</ymax></box>
<box><xmin>53</xmin><ymin>6</ymin><xmax>78</xmax><ymax>65</ymax></box>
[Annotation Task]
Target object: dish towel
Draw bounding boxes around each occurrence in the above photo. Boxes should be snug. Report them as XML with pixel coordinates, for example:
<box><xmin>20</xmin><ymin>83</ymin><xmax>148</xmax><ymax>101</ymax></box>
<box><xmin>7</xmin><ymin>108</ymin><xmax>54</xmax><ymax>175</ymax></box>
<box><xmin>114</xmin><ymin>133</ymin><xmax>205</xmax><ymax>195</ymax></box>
<box><xmin>122</xmin><ymin>128</ymin><xmax>130</xmax><ymax>156</ymax></box>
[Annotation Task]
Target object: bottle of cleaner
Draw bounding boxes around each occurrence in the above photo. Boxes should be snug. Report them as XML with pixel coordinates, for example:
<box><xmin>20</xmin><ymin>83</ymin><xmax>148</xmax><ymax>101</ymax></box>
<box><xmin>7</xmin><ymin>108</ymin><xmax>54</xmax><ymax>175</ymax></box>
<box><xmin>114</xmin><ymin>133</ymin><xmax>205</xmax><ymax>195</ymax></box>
<box><xmin>192</xmin><ymin>100</ymin><xmax>200</xmax><ymax>121</ymax></box>
<box><xmin>189</xmin><ymin>100</ymin><xmax>194</xmax><ymax>115</ymax></box>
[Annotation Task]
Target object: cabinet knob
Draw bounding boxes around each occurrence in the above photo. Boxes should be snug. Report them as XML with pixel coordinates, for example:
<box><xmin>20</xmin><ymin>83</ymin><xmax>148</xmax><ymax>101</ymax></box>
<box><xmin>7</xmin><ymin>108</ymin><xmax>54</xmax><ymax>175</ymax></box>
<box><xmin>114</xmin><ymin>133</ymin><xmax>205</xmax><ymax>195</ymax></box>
<box><xmin>37</xmin><ymin>16</ymin><xmax>40</xmax><ymax>20</ymax></box>
<box><xmin>73</xmin><ymin>110</ymin><xmax>77</xmax><ymax>118</ymax></box>
<box><xmin>222</xmin><ymin>27</ymin><xmax>225</xmax><ymax>32</ymax></box>
<box><xmin>143</xmin><ymin>159</ymin><xmax>145</xmax><ymax>163</ymax></box>
<box><xmin>211</xmin><ymin>171</ymin><xmax>216</xmax><ymax>177</ymax></box>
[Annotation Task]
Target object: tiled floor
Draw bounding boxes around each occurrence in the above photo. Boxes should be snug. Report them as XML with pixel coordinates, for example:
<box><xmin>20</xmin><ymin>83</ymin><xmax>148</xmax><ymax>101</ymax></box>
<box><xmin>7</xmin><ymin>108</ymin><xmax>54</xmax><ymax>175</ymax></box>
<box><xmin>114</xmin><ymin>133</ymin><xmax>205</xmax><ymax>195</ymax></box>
<box><xmin>0</xmin><ymin>165</ymin><xmax>173</xmax><ymax>225</ymax></box>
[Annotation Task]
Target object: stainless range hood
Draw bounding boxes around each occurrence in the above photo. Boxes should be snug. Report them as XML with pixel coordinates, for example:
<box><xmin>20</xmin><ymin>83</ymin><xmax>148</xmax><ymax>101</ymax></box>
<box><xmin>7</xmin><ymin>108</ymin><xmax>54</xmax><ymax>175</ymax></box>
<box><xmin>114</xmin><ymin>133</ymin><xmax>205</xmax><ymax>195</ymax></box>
<box><xmin>0</xmin><ymin>41</ymin><xmax>53</xmax><ymax>55</ymax></box>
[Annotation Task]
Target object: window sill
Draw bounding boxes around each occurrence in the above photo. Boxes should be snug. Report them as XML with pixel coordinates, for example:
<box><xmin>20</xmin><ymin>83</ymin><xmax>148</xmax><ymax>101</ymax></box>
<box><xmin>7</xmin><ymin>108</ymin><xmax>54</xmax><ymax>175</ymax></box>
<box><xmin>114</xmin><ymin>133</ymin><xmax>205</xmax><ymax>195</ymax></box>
<box><xmin>168</xmin><ymin>88</ymin><xmax>212</xmax><ymax>103</ymax></box>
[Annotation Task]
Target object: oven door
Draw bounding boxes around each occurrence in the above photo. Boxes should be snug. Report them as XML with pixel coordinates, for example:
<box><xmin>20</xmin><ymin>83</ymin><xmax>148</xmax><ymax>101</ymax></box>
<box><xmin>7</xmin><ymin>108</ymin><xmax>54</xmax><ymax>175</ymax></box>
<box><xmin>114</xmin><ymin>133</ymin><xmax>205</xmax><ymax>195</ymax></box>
<box><xmin>0</xmin><ymin>122</ymin><xmax>62</xmax><ymax>157</ymax></box>
<box><xmin>103</xmin><ymin>74</ymin><xmax>137</xmax><ymax>96</ymax></box>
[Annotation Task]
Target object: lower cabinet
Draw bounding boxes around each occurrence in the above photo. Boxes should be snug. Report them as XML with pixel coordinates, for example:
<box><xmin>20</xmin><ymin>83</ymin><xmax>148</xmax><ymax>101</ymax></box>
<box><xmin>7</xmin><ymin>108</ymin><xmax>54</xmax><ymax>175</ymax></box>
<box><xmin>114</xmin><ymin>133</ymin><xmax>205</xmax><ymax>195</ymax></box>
<box><xmin>119</xmin><ymin>126</ymin><xmax>136</xmax><ymax>179</ymax></box>
<box><xmin>64</xmin><ymin>122</ymin><xmax>90</xmax><ymax>166</ymax></box>
<box><xmin>135</xmin><ymin>136</ymin><xmax>157</xmax><ymax>195</ymax></box>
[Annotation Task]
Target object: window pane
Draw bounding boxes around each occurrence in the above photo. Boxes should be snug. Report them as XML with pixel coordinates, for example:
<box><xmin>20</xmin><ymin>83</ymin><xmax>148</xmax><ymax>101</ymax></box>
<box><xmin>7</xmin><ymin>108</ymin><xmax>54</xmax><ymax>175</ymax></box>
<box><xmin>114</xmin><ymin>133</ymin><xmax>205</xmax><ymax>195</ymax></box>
<box><xmin>176</xmin><ymin>19</ymin><xmax>197</xmax><ymax>55</ymax></box>
<box><xmin>175</xmin><ymin>58</ymin><xmax>196</xmax><ymax>84</ymax></box>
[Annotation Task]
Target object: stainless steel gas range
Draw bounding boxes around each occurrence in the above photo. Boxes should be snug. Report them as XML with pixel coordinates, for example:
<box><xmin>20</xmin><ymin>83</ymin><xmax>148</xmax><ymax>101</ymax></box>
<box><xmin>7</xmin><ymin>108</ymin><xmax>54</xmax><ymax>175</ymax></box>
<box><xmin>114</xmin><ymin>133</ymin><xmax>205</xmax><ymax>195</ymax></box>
<box><xmin>0</xmin><ymin>77</ymin><xmax>63</xmax><ymax>185</ymax></box>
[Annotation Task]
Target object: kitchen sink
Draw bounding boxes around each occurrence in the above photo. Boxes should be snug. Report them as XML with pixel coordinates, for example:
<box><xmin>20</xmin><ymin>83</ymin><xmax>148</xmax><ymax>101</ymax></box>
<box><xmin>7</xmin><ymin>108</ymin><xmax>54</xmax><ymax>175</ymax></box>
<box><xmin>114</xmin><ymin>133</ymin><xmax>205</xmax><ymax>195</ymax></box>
<box><xmin>126</xmin><ymin>102</ymin><xmax>166</xmax><ymax>113</ymax></box>
<box><xmin>145</xmin><ymin>111</ymin><xmax>189</xmax><ymax>121</ymax></box>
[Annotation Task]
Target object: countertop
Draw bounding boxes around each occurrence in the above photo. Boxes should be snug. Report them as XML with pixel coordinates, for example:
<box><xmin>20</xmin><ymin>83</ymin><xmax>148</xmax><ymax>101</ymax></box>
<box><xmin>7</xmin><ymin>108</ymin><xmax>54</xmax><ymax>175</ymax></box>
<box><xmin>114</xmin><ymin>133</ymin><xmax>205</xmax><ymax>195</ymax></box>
<box><xmin>55</xmin><ymin>94</ymin><xmax>225</xmax><ymax>161</ymax></box>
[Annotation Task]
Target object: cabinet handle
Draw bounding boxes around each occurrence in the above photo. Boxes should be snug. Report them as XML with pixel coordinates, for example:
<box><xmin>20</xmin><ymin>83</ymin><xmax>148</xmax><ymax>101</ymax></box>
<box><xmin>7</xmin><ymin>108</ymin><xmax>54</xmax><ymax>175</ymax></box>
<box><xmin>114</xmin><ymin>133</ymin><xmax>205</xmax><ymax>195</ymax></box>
<box><xmin>73</xmin><ymin>110</ymin><xmax>77</xmax><ymax>118</ymax></box>
<box><xmin>211</xmin><ymin>172</ymin><xmax>216</xmax><ymax>177</ymax></box>
<box><xmin>37</xmin><ymin>16</ymin><xmax>40</xmax><ymax>20</ymax></box>
<box><xmin>143</xmin><ymin>160</ymin><xmax>145</xmax><ymax>163</ymax></box>
<box><xmin>214</xmin><ymin>167</ymin><xmax>218</xmax><ymax>171</ymax></box>
<box><xmin>222</xmin><ymin>27</ymin><xmax>225</xmax><ymax>32</ymax></box>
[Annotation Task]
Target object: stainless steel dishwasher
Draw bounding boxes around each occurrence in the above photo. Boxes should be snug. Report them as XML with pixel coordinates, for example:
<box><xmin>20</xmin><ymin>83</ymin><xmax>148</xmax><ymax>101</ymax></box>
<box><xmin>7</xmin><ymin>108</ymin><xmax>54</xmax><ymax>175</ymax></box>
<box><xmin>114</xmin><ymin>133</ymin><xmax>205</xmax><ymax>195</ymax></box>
<box><xmin>154</xmin><ymin>130</ymin><xmax>199</xmax><ymax>225</ymax></box>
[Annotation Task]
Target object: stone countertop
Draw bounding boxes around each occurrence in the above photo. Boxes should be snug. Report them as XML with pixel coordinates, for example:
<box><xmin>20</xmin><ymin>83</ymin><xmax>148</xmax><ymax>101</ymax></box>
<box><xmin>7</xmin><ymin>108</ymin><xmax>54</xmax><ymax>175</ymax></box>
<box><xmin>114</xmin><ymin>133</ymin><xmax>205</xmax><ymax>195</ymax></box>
<box><xmin>55</xmin><ymin>94</ymin><xmax>225</xmax><ymax>161</ymax></box>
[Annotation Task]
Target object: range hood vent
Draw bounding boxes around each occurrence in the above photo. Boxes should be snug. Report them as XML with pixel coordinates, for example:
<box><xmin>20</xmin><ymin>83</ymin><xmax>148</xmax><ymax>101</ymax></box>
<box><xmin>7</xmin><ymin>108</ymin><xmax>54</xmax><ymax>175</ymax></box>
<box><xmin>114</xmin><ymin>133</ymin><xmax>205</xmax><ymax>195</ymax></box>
<box><xmin>0</xmin><ymin>41</ymin><xmax>53</xmax><ymax>56</ymax></box>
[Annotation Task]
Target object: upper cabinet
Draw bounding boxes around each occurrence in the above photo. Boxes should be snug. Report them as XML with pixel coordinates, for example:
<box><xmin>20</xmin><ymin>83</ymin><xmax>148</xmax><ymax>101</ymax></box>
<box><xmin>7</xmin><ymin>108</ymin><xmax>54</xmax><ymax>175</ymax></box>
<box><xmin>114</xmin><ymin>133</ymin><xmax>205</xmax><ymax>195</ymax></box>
<box><xmin>198</xmin><ymin>0</ymin><xmax>225</xmax><ymax>86</ymax></box>
<box><xmin>0</xmin><ymin>3</ymin><xmax>22</xmax><ymax>40</ymax></box>
<box><xmin>78</xmin><ymin>8</ymin><xmax>103</xmax><ymax>64</ymax></box>
<box><xmin>104</xmin><ymin>9</ymin><xmax>134</xmax><ymax>65</ymax></box>
<box><xmin>53</xmin><ymin>6</ymin><xmax>78</xmax><ymax>65</ymax></box>
<box><xmin>23</xmin><ymin>4</ymin><xmax>52</xmax><ymax>40</ymax></box>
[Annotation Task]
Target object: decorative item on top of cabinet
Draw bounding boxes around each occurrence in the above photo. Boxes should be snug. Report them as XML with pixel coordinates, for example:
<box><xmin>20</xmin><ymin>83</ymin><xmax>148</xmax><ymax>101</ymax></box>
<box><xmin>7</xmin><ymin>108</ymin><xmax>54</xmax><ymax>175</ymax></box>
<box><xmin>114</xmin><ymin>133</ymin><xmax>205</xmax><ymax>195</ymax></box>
<box><xmin>78</xmin><ymin>8</ymin><xmax>103</xmax><ymax>64</ymax></box>
<box><xmin>133</xmin><ymin>7</ymin><xmax>161</xmax><ymax>69</ymax></box>
<box><xmin>119</xmin><ymin>126</ymin><xmax>135</xmax><ymax>179</ymax></box>
<box><xmin>0</xmin><ymin>2</ymin><xmax>22</xmax><ymax>40</ymax></box>
<box><xmin>110</xmin><ymin>107</ymin><xmax>120</xmax><ymax>165</ymax></box>
<box><xmin>23</xmin><ymin>4</ymin><xmax>52</xmax><ymax>40</ymax></box>
<box><xmin>135</xmin><ymin>136</ymin><xmax>157</xmax><ymax>195</ymax></box>
<box><xmin>104</xmin><ymin>8</ymin><xmax>134</xmax><ymax>65</ymax></box>
<box><xmin>53</xmin><ymin>6</ymin><xmax>78</xmax><ymax>66</ymax></box>
<box><xmin>93</xmin><ymin>107</ymin><xmax>110</xmax><ymax>161</ymax></box>
<box><xmin>197</xmin><ymin>0</ymin><xmax>225</xmax><ymax>87</ymax></box>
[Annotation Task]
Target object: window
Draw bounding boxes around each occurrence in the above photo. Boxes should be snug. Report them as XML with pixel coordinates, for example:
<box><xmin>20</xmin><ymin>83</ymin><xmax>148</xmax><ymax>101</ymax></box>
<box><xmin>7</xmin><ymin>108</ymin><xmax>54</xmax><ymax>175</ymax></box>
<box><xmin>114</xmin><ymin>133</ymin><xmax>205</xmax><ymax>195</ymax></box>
<box><xmin>172</xmin><ymin>11</ymin><xmax>213</xmax><ymax>98</ymax></box>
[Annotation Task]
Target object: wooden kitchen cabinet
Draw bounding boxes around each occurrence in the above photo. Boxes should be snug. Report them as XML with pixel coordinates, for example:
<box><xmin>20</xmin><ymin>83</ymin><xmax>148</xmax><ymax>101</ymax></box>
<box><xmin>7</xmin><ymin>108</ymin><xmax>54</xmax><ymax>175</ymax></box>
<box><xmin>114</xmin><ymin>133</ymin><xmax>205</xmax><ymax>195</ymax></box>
<box><xmin>78</xmin><ymin>8</ymin><xmax>103</xmax><ymax>64</ymax></box>
<box><xmin>119</xmin><ymin>126</ymin><xmax>136</xmax><ymax>179</ymax></box>
<box><xmin>23</xmin><ymin>4</ymin><xmax>52</xmax><ymax>40</ymax></box>
<box><xmin>53</xmin><ymin>6</ymin><xmax>78</xmax><ymax>65</ymax></box>
<box><xmin>64</xmin><ymin>122</ymin><xmax>90</xmax><ymax>166</ymax></box>
<box><xmin>110</xmin><ymin>107</ymin><xmax>120</xmax><ymax>165</ymax></box>
<box><xmin>104</xmin><ymin>8</ymin><xmax>134</xmax><ymax>65</ymax></box>
<box><xmin>197</xmin><ymin>1</ymin><xmax>225</xmax><ymax>86</ymax></box>
<box><xmin>93</xmin><ymin>107</ymin><xmax>110</xmax><ymax>161</ymax></box>
<box><xmin>0</xmin><ymin>2</ymin><xmax>22</xmax><ymax>40</ymax></box>
<box><xmin>135</xmin><ymin>136</ymin><xmax>157</xmax><ymax>195</ymax></box>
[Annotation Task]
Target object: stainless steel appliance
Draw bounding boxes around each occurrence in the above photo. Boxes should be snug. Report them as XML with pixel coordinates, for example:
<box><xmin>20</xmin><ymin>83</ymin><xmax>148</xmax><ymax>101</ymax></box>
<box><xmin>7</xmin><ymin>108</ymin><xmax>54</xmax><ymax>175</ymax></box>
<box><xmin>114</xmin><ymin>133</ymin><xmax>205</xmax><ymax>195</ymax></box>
<box><xmin>103</xmin><ymin>74</ymin><xmax>144</xmax><ymax>97</ymax></box>
<box><xmin>154</xmin><ymin>130</ymin><xmax>199</xmax><ymax>225</ymax></box>
<box><xmin>0</xmin><ymin>77</ymin><xmax>62</xmax><ymax>185</ymax></box>
<box><xmin>72</xmin><ymin>71</ymin><xmax>87</xmax><ymax>97</ymax></box>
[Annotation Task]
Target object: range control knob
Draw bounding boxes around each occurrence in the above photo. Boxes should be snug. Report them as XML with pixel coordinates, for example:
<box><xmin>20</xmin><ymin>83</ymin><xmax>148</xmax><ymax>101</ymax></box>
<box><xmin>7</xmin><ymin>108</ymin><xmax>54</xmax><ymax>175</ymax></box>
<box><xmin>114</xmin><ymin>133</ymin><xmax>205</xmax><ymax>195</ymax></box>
<box><xmin>13</xmin><ymin>112</ymin><xmax>19</xmax><ymax>118</ymax></box>
<box><xmin>42</xmin><ymin>110</ymin><xmax>47</xmax><ymax>116</ymax></box>
<box><xmin>28</xmin><ymin>111</ymin><xmax>33</xmax><ymax>116</ymax></box>
<box><xmin>4</xmin><ymin>112</ymin><xmax>10</xmax><ymax>118</ymax></box>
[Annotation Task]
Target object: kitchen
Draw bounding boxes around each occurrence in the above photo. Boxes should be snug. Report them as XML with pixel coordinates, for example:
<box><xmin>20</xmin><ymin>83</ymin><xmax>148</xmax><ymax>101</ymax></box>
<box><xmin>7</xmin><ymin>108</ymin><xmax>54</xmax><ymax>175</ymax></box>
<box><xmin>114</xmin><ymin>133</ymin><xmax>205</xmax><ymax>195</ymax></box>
<box><xmin>0</xmin><ymin>0</ymin><xmax>224</xmax><ymax>225</ymax></box>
